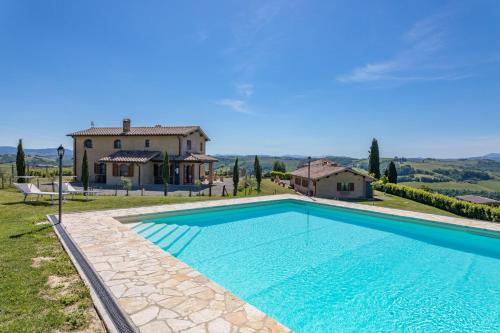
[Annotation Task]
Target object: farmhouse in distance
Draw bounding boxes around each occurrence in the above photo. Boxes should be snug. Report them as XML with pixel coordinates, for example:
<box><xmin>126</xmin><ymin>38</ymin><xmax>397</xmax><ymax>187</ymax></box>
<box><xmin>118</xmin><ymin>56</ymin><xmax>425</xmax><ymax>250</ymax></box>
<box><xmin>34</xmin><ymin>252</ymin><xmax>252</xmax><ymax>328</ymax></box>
<box><xmin>290</xmin><ymin>159</ymin><xmax>375</xmax><ymax>199</ymax></box>
<box><xmin>68</xmin><ymin>119</ymin><xmax>218</xmax><ymax>187</ymax></box>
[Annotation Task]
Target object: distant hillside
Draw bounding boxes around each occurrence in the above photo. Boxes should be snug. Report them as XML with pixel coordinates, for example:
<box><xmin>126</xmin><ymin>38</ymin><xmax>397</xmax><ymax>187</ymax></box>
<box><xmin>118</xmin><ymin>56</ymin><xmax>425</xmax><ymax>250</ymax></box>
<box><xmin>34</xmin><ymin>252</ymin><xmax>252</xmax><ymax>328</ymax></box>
<box><xmin>0</xmin><ymin>146</ymin><xmax>73</xmax><ymax>157</ymax></box>
<box><xmin>214</xmin><ymin>155</ymin><xmax>358</xmax><ymax>173</ymax></box>
<box><xmin>470</xmin><ymin>153</ymin><xmax>500</xmax><ymax>161</ymax></box>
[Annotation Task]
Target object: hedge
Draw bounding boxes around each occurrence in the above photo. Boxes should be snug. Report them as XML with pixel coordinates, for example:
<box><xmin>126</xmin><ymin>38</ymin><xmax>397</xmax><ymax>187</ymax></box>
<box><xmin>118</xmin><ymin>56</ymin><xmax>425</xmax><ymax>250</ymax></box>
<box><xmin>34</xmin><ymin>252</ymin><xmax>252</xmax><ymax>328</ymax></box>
<box><xmin>373</xmin><ymin>181</ymin><xmax>500</xmax><ymax>222</ymax></box>
<box><xmin>269</xmin><ymin>171</ymin><xmax>291</xmax><ymax>180</ymax></box>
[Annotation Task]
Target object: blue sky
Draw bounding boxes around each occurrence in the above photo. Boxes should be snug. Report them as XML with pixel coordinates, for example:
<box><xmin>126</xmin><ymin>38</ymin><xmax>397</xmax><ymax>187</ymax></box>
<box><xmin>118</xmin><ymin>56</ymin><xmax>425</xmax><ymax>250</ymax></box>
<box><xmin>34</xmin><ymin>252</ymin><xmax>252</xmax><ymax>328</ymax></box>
<box><xmin>1</xmin><ymin>0</ymin><xmax>499</xmax><ymax>158</ymax></box>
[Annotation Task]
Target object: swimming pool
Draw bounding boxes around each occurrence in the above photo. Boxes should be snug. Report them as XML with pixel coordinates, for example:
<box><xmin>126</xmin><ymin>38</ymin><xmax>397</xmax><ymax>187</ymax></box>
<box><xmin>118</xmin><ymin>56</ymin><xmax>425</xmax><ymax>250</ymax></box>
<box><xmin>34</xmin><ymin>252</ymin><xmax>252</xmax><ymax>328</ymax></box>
<box><xmin>127</xmin><ymin>199</ymin><xmax>500</xmax><ymax>332</ymax></box>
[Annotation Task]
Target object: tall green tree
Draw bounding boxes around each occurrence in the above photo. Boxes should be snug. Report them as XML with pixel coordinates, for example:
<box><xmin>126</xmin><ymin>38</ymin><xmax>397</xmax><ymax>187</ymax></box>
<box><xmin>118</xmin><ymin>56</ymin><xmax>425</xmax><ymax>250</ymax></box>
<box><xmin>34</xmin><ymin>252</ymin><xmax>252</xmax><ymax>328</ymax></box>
<box><xmin>254</xmin><ymin>155</ymin><xmax>262</xmax><ymax>191</ymax></box>
<box><xmin>232</xmin><ymin>158</ymin><xmax>239</xmax><ymax>196</ymax></box>
<box><xmin>16</xmin><ymin>139</ymin><xmax>26</xmax><ymax>183</ymax></box>
<box><xmin>387</xmin><ymin>161</ymin><xmax>398</xmax><ymax>184</ymax></box>
<box><xmin>81</xmin><ymin>150</ymin><xmax>89</xmax><ymax>190</ymax></box>
<box><xmin>162</xmin><ymin>152</ymin><xmax>170</xmax><ymax>196</ymax></box>
<box><xmin>272</xmin><ymin>160</ymin><xmax>286</xmax><ymax>173</ymax></box>
<box><xmin>368</xmin><ymin>138</ymin><xmax>381</xmax><ymax>179</ymax></box>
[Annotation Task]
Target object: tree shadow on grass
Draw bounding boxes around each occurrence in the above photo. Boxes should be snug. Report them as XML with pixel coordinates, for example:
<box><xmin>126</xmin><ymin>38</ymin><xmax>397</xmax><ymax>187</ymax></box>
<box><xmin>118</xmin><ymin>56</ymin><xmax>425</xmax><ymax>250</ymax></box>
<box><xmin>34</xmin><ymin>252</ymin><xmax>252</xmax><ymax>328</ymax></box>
<box><xmin>9</xmin><ymin>224</ymin><xmax>52</xmax><ymax>239</ymax></box>
<box><xmin>2</xmin><ymin>201</ymin><xmax>54</xmax><ymax>207</ymax></box>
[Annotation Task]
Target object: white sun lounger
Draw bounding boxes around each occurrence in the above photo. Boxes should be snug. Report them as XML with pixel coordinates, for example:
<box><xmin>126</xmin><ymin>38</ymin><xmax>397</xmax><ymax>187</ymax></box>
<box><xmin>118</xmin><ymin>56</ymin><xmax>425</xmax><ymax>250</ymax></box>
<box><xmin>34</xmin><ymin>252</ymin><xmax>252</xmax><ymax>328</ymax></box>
<box><xmin>14</xmin><ymin>183</ymin><xmax>67</xmax><ymax>204</ymax></box>
<box><xmin>61</xmin><ymin>182</ymin><xmax>100</xmax><ymax>199</ymax></box>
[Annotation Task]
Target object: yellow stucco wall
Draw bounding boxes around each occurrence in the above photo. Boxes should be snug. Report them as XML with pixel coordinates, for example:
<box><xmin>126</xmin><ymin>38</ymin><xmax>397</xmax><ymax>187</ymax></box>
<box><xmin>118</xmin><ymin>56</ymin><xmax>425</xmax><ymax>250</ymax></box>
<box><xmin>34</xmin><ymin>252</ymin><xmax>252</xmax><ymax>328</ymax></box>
<box><xmin>292</xmin><ymin>171</ymin><xmax>370</xmax><ymax>199</ymax></box>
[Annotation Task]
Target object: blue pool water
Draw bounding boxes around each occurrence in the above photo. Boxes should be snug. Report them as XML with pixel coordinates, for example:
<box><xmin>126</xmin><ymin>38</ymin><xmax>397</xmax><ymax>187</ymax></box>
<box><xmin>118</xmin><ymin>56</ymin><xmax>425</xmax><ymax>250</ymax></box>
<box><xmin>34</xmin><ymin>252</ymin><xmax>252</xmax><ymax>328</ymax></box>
<box><xmin>129</xmin><ymin>200</ymin><xmax>500</xmax><ymax>332</ymax></box>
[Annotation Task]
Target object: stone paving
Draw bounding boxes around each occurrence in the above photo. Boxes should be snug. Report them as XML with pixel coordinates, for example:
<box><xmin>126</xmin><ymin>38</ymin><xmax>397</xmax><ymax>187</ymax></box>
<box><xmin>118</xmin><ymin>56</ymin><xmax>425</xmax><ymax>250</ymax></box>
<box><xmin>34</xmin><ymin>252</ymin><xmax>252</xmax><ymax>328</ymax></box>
<box><xmin>59</xmin><ymin>194</ymin><xmax>499</xmax><ymax>333</ymax></box>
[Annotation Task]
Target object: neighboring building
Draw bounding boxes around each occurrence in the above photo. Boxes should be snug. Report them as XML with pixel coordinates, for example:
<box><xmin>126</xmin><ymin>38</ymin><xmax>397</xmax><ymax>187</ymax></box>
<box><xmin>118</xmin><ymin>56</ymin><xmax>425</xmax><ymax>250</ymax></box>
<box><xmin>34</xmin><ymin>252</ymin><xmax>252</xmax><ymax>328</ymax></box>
<box><xmin>456</xmin><ymin>195</ymin><xmax>500</xmax><ymax>206</ymax></box>
<box><xmin>290</xmin><ymin>159</ymin><xmax>374</xmax><ymax>199</ymax></box>
<box><xmin>68</xmin><ymin>119</ymin><xmax>218</xmax><ymax>187</ymax></box>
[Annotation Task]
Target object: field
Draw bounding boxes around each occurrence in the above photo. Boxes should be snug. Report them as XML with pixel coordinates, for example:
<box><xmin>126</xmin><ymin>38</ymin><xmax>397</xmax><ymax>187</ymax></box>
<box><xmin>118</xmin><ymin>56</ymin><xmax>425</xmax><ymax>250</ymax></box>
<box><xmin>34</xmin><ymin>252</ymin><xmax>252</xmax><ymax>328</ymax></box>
<box><xmin>378</xmin><ymin>158</ymin><xmax>500</xmax><ymax>200</ymax></box>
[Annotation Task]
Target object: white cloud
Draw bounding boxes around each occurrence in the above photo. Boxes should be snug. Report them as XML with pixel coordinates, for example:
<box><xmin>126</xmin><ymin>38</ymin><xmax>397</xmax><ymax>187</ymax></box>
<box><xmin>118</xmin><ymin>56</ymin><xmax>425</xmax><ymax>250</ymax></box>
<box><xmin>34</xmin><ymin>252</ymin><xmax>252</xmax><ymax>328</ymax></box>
<box><xmin>337</xmin><ymin>10</ymin><xmax>466</xmax><ymax>84</ymax></box>
<box><xmin>214</xmin><ymin>99</ymin><xmax>250</xmax><ymax>113</ymax></box>
<box><xmin>236</xmin><ymin>83</ymin><xmax>254</xmax><ymax>97</ymax></box>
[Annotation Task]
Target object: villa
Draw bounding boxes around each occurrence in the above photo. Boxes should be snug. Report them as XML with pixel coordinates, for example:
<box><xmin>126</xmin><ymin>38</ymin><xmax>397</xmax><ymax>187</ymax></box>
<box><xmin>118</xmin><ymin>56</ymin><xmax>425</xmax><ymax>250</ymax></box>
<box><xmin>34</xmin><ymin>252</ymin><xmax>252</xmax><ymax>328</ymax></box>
<box><xmin>68</xmin><ymin>119</ymin><xmax>218</xmax><ymax>187</ymax></box>
<box><xmin>290</xmin><ymin>159</ymin><xmax>374</xmax><ymax>199</ymax></box>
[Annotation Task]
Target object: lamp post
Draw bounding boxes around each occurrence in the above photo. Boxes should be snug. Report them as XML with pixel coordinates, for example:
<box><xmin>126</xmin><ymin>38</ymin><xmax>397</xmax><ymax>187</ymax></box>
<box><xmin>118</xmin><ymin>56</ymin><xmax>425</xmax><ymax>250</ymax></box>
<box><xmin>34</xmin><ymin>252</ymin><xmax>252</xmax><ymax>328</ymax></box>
<box><xmin>57</xmin><ymin>145</ymin><xmax>65</xmax><ymax>223</ymax></box>
<box><xmin>307</xmin><ymin>156</ymin><xmax>311</xmax><ymax>196</ymax></box>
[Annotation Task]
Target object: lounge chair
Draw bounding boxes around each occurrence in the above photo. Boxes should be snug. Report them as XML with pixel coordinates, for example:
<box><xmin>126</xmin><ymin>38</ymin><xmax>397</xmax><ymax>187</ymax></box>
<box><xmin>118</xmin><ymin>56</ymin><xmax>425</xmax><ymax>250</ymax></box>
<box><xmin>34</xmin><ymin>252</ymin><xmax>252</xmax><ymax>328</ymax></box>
<box><xmin>14</xmin><ymin>183</ymin><xmax>67</xmax><ymax>204</ymax></box>
<box><xmin>61</xmin><ymin>182</ymin><xmax>100</xmax><ymax>199</ymax></box>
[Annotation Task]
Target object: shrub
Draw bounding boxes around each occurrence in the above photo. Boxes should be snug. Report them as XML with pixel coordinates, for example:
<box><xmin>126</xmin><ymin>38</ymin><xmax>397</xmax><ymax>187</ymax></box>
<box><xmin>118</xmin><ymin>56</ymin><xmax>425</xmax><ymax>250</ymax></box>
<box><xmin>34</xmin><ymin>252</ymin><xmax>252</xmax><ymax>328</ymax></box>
<box><xmin>372</xmin><ymin>181</ymin><xmax>500</xmax><ymax>222</ymax></box>
<box><xmin>269</xmin><ymin>171</ymin><xmax>290</xmax><ymax>180</ymax></box>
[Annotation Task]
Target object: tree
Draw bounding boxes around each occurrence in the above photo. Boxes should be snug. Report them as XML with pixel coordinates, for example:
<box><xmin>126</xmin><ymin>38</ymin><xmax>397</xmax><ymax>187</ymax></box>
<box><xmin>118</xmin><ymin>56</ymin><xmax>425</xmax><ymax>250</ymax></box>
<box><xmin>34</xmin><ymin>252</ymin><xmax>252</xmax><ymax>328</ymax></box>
<box><xmin>232</xmin><ymin>158</ymin><xmax>239</xmax><ymax>196</ymax></box>
<box><xmin>272</xmin><ymin>160</ymin><xmax>286</xmax><ymax>173</ymax></box>
<box><xmin>162</xmin><ymin>152</ymin><xmax>170</xmax><ymax>196</ymax></box>
<box><xmin>387</xmin><ymin>161</ymin><xmax>398</xmax><ymax>184</ymax></box>
<box><xmin>368</xmin><ymin>138</ymin><xmax>381</xmax><ymax>179</ymax></box>
<box><xmin>16</xmin><ymin>139</ymin><xmax>26</xmax><ymax>183</ymax></box>
<box><xmin>81</xmin><ymin>150</ymin><xmax>89</xmax><ymax>190</ymax></box>
<box><xmin>254</xmin><ymin>155</ymin><xmax>262</xmax><ymax>191</ymax></box>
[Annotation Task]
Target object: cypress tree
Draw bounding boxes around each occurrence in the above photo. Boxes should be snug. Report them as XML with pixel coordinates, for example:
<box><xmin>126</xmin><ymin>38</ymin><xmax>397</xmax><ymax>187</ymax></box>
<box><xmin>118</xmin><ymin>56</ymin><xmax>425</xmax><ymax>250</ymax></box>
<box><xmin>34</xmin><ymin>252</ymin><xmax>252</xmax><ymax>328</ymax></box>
<box><xmin>254</xmin><ymin>155</ymin><xmax>262</xmax><ymax>191</ymax></box>
<box><xmin>81</xmin><ymin>150</ymin><xmax>89</xmax><ymax>190</ymax></box>
<box><xmin>162</xmin><ymin>152</ymin><xmax>170</xmax><ymax>196</ymax></box>
<box><xmin>368</xmin><ymin>138</ymin><xmax>381</xmax><ymax>178</ymax></box>
<box><xmin>387</xmin><ymin>161</ymin><xmax>398</xmax><ymax>184</ymax></box>
<box><xmin>16</xmin><ymin>139</ymin><xmax>26</xmax><ymax>183</ymax></box>
<box><xmin>233</xmin><ymin>158</ymin><xmax>239</xmax><ymax>196</ymax></box>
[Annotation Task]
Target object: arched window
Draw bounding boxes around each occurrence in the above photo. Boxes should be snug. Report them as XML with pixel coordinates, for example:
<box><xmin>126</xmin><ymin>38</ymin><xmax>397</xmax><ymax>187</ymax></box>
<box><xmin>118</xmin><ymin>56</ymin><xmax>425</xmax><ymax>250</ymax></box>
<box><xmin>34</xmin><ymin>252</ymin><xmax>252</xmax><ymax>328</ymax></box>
<box><xmin>84</xmin><ymin>139</ymin><xmax>93</xmax><ymax>148</ymax></box>
<box><xmin>119</xmin><ymin>164</ymin><xmax>129</xmax><ymax>176</ymax></box>
<box><xmin>114</xmin><ymin>139</ymin><xmax>122</xmax><ymax>149</ymax></box>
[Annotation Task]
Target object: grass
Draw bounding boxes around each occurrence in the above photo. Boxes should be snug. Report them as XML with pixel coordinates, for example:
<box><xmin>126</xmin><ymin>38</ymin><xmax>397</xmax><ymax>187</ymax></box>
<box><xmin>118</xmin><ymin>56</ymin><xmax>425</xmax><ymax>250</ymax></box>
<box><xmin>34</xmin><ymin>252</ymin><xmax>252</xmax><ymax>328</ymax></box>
<box><xmin>0</xmin><ymin>179</ymin><xmax>291</xmax><ymax>332</ymax></box>
<box><xmin>356</xmin><ymin>191</ymin><xmax>459</xmax><ymax>217</ymax></box>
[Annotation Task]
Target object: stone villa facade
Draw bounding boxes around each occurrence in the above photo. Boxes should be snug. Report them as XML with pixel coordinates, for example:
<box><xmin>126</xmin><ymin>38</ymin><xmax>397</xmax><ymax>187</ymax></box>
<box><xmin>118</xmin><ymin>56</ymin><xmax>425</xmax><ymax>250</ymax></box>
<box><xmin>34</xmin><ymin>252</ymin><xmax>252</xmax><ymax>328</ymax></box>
<box><xmin>68</xmin><ymin>119</ymin><xmax>217</xmax><ymax>187</ymax></box>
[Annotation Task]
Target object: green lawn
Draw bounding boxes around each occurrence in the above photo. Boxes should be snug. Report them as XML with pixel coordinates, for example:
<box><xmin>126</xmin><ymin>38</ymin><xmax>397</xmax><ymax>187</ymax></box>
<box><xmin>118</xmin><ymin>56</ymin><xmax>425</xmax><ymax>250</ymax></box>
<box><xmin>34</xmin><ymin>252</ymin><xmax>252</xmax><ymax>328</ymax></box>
<box><xmin>0</xmin><ymin>179</ymin><xmax>291</xmax><ymax>332</ymax></box>
<box><xmin>356</xmin><ymin>191</ymin><xmax>459</xmax><ymax>217</ymax></box>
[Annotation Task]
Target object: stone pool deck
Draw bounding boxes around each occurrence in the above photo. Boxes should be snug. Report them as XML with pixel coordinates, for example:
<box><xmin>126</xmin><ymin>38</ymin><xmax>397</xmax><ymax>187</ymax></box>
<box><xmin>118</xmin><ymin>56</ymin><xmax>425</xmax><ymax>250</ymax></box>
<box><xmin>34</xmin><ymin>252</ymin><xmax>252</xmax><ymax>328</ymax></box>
<box><xmin>56</xmin><ymin>194</ymin><xmax>499</xmax><ymax>333</ymax></box>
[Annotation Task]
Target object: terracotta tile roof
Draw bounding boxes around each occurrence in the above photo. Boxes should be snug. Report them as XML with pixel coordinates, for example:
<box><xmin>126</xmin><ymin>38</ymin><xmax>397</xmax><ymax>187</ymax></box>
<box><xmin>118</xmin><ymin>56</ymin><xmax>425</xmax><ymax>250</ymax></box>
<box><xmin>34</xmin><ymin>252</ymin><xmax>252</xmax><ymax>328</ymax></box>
<box><xmin>67</xmin><ymin>126</ymin><xmax>210</xmax><ymax>140</ymax></box>
<box><xmin>290</xmin><ymin>160</ymin><xmax>374</xmax><ymax>181</ymax></box>
<box><xmin>99</xmin><ymin>150</ymin><xmax>161</xmax><ymax>163</ymax></box>
<box><xmin>171</xmin><ymin>153</ymin><xmax>218</xmax><ymax>162</ymax></box>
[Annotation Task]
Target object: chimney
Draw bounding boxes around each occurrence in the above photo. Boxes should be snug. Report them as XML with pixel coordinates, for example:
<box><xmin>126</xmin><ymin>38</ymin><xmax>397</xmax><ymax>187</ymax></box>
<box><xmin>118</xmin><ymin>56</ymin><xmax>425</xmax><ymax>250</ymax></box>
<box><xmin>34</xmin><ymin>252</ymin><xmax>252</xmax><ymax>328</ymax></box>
<box><xmin>123</xmin><ymin>118</ymin><xmax>131</xmax><ymax>133</ymax></box>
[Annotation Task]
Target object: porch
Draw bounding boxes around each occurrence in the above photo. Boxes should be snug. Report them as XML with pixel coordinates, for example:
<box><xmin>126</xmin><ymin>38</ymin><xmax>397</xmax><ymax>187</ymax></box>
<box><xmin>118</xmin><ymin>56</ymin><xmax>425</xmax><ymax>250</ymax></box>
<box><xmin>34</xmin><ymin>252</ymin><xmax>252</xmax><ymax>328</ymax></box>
<box><xmin>98</xmin><ymin>151</ymin><xmax>218</xmax><ymax>187</ymax></box>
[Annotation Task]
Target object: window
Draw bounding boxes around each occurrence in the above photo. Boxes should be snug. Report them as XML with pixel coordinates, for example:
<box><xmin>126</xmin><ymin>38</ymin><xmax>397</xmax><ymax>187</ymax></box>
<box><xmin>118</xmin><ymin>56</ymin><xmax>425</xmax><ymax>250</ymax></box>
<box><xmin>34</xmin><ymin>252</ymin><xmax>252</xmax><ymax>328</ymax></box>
<box><xmin>94</xmin><ymin>163</ymin><xmax>106</xmax><ymax>175</ymax></box>
<box><xmin>119</xmin><ymin>164</ymin><xmax>129</xmax><ymax>176</ymax></box>
<box><xmin>337</xmin><ymin>182</ymin><xmax>355</xmax><ymax>192</ymax></box>
<box><xmin>301</xmin><ymin>178</ymin><xmax>308</xmax><ymax>187</ymax></box>
<box><xmin>187</xmin><ymin>139</ymin><xmax>192</xmax><ymax>151</ymax></box>
<box><xmin>114</xmin><ymin>139</ymin><xmax>122</xmax><ymax>149</ymax></box>
<box><xmin>295</xmin><ymin>177</ymin><xmax>300</xmax><ymax>185</ymax></box>
<box><xmin>200</xmin><ymin>142</ymin><xmax>203</xmax><ymax>152</ymax></box>
<box><xmin>145</xmin><ymin>139</ymin><xmax>150</xmax><ymax>148</ymax></box>
<box><xmin>84</xmin><ymin>139</ymin><xmax>93</xmax><ymax>148</ymax></box>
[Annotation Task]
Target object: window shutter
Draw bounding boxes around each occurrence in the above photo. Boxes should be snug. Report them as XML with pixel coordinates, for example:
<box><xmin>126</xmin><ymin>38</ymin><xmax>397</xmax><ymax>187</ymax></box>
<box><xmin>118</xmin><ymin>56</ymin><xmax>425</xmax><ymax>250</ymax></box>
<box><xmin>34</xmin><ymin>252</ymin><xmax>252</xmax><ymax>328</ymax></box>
<box><xmin>349</xmin><ymin>182</ymin><xmax>354</xmax><ymax>191</ymax></box>
<box><xmin>337</xmin><ymin>182</ymin><xmax>341</xmax><ymax>191</ymax></box>
<box><xmin>112</xmin><ymin>164</ymin><xmax>118</xmax><ymax>176</ymax></box>
<box><xmin>94</xmin><ymin>163</ymin><xmax>99</xmax><ymax>174</ymax></box>
<box><xmin>128</xmin><ymin>164</ymin><xmax>134</xmax><ymax>177</ymax></box>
